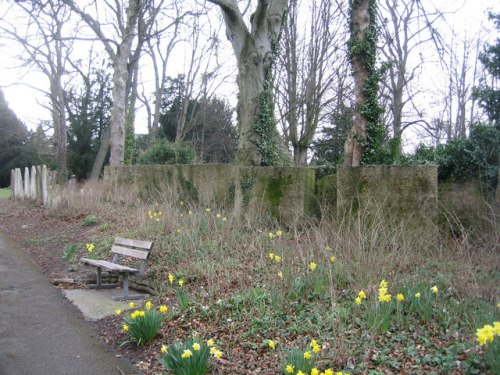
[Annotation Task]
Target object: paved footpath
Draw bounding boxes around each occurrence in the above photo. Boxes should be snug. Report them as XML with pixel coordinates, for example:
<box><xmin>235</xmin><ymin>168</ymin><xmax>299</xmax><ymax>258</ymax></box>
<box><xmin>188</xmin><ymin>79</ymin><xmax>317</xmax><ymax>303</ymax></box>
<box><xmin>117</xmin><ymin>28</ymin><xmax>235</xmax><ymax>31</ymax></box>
<box><xmin>0</xmin><ymin>231</ymin><xmax>140</xmax><ymax>375</ymax></box>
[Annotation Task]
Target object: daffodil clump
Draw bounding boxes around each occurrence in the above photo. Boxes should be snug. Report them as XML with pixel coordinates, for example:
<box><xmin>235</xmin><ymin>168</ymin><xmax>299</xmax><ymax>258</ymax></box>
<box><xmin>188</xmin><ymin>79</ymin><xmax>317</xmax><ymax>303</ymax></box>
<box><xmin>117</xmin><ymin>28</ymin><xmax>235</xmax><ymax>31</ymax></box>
<box><xmin>282</xmin><ymin>340</ymin><xmax>332</xmax><ymax>375</ymax></box>
<box><xmin>120</xmin><ymin>301</ymin><xmax>168</xmax><ymax>346</ymax></box>
<box><xmin>148</xmin><ymin>210</ymin><xmax>162</xmax><ymax>222</ymax></box>
<box><xmin>159</xmin><ymin>337</ymin><xmax>222</xmax><ymax>375</ymax></box>
<box><xmin>358</xmin><ymin>279</ymin><xmax>442</xmax><ymax>331</ymax></box>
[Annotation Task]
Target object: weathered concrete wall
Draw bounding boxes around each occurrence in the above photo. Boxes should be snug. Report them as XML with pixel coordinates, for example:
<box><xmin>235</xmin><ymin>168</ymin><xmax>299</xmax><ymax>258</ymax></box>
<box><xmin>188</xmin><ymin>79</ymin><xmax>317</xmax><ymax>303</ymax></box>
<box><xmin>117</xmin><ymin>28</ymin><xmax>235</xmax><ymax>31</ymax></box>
<box><xmin>336</xmin><ymin>165</ymin><xmax>438</xmax><ymax>231</ymax></box>
<box><xmin>315</xmin><ymin>174</ymin><xmax>337</xmax><ymax>220</ymax></box>
<box><xmin>439</xmin><ymin>180</ymin><xmax>499</xmax><ymax>235</ymax></box>
<box><xmin>105</xmin><ymin>164</ymin><xmax>317</xmax><ymax>225</ymax></box>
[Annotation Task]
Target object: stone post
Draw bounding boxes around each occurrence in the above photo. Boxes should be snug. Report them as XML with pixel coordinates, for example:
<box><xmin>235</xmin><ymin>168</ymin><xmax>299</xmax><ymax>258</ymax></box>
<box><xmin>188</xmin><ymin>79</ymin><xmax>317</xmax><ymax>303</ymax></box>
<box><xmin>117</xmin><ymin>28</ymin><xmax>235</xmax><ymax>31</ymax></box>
<box><xmin>36</xmin><ymin>165</ymin><xmax>43</xmax><ymax>204</ymax></box>
<box><xmin>41</xmin><ymin>165</ymin><xmax>49</xmax><ymax>205</ymax></box>
<box><xmin>23</xmin><ymin>167</ymin><xmax>29</xmax><ymax>199</ymax></box>
<box><xmin>15</xmin><ymin>168</ymin><xmax>23</xmax><ymax>199</ymax></box>
<box><xmin>30</xmin><ymin>166</ymin><xmax>37</xmax><ymax>199</ymax></box>
<box><xmin>10</xmin><ymin>169</ymin><xmax>15</xmax><ymax>199</ymax></box>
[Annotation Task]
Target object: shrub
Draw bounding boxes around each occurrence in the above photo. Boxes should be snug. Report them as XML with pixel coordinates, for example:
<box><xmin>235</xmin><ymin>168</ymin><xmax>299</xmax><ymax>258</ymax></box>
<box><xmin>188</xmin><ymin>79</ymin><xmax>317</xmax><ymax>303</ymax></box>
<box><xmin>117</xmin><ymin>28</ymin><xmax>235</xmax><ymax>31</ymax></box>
<box><xmin>401</xmin><ymin>124</ymin><xmax>499</xmax><ymax>192</ymax></box>
<box><xmin>137</xmin><ymin>140</ymin><xmax>196</xmax><ymax>165</ymax></box>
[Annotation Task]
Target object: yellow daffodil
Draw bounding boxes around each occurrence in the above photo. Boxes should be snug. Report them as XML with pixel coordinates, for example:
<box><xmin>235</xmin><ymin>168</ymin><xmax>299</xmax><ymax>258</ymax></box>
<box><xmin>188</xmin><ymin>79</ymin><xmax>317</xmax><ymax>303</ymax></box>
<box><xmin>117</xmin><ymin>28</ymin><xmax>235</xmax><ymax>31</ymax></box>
<box><xmin>312</xmin><ymin>368</ymin><xmax>319</xmax><ymax>375</ymax></box>
<box><xmin>310</xmin><ymin>339</ymin><xmax>318</xmax><ymax>347</ymax></box>
<box><xmin>397</xmin><ymin>293</ymin><xmax>405</xmax><ymax>301</ymax></box>
<box><xmin>181</xmin><ymin>349</ymin><xmax>192</xmax><ymax>359</ymax></box>
<box><xmin>268</xmin><ymin>232</ymin><xmax>274</xmax><ymax>239</ymax></box>
<box><xmin>476</xmin><ymin>324</ymin><xmax>495</xmax><ymax>346</ymax></box>
<box><xmin>285</xmin><ymin>364</ymin><xmax>295</xmax><ymax>373</ymax></box>
<box><xmin>168</xmin><ymin>274</ymin><xmax>174</xmax><ymax>284</ymax></box>
<box><xmin>358</xmin><ymin>290</ymin><xmax>367</xmax><ymax>299</ymax></box>
<box><xmin>278</xmin><ymin>271</ymin><xmax>283</xmax><ymax>278</ymax></box>
<box><xmin>210</xmin><ymin>347</ymin><xmax>218</xmax><ymax>354</ymax></box>
<box><xmin>130</xmin><ymin>311</ymin><xmax>138</xmax><ymax>319</ymax></box>
<box><xmin>159</xmin><ymin>305</ymin><xmax>168</xmax><ymax>313</ymax></box>
<box><xmin>129</xmin><ymin>302</ymin><xmax>135</xmax><ymax>308</ymax></box>
<box><xmin>309</xmin><ymin>261</ymin><xmax>317</xmax><ymax>271</ymax></box>
<box><xmin>355</xmin><ymin>297</ymin><xmax>362</xmax><ymax>305</ymax></box>
<box><xmin>145</xmin><ymin>301</ymin><xmax>152</xmax><ymax>310</ymax></box>
<box><xmin>176</xmin><ymin>229</ymin><xmax>182</xmax><ymax>234</ymax></box>
<box><xmin>276</xmin><ymin>230</ymin><xmax>283</xmax><ymax>237</ymax></box>
<box><xmin>324</xmin><ymin>370</ymin><xmax>333</xmax><ymax>375</ymax></box>
<box><xmin>330</xmin><ymin>256</ymin><xmax>336</xmax><ymax>263</ymax></box>
<box><xmin>493</xmin><ymin>322</ymin><xmax>500</xmax><ymax>335</ymax></box>
<box><xmin>431</xmin><ymin>285</ymin><xmax>438</xmax><ymax>294</ymax></box>
<box><xmin>303</xmin><ymin>351</ymin><xmax>312</xmax><ymax>359</ymax></box>
<box><xmin>115</xmin><ymin>309</ymin><xmax>122</xmax><ymax>316</ymax></box>
<box><xmin>297</xmin><ymin>371</ymin><xmax>306</xmax><ymax>375</ymax></box>
<box><xmin>192</xmin><ymin>343</ymin><xmax>200</xmax><ymax>351</ymax></box>
<box><xmin>122</xmin><ymin>324</ymin><xmax>129</xmax><ymax>332</ymax></box>
<box><xmin>415</xmin><ymin>292</ymin><xmax>421</xmax><ymax>298</ymax></box>
<box><xmin>207</xmin><ymin>339</ymin><xmax>215</xmax><ymax>347</ymax></box>
<box><xmin>312</xmin><ymin>344</ymin><xmax>321</xmax><ymax>353</ymax></box>
<box><xmin>216</xmin><ymin>214</ymin><xmax>221</xmax><ymax>218</ymax></box>
<box><xmin>222</xmin><ymin>217</ymin><xmax>227</xmax><ymax>222</ymax></box>
<box><xmin>206</xmin><ymin>208</ymin><xmax>211</xmax><ymax>212</ymax></box>
<box><xmin>139</xmin><ymin>310</ymin><xmax>145</xmax><ymax>317</ymax></box>
<box><xmin>378</xmin><ymin>294</ymin><xmax>392</xmax><ymax>303</ymax></box>
<box><xmin>178</xmin><ymin>279</ymin><xmax>185</xmax><ymax>287</ymax></box>
<box><xmin>274</xmin><ymin>255</ymin><xmax>282</xmax><ymax>263</ymax></box>
<box><xmin>160</xmin><ymin>345</ymin><xmax>167</xmax><ymax>353</ymax></box>
<box><xmin>267</xmin><ymin>340</ymin><xmax>275</xmax><ymax>349</ymax></box>
<box><xmin>86</xmin><ymin>243</ymin><xmax>95</xmax><ymax>252</ymax></box>
<box><xmin>213</xmin><ymin>349</ymin><xmax>223</xmax><ymax>359</ymax></box>
<box><xmin>380</xmin><ymin>279</ymin><xmax>388</xmax><ymax>288</ymax></box>
<box><xmin>268</xmin><ymin>252</ymin><xmax>275</xmax><ymax>260</ymax></box>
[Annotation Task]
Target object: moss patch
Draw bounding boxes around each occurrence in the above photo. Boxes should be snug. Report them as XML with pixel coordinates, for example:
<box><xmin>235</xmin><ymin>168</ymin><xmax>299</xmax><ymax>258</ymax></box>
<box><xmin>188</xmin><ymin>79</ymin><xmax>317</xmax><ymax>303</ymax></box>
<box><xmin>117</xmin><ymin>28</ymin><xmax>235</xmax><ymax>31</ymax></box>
<box><xmin>266</xmin><ymin>173</ymin><xmax>293</xmax><ymax>216</ymax></box>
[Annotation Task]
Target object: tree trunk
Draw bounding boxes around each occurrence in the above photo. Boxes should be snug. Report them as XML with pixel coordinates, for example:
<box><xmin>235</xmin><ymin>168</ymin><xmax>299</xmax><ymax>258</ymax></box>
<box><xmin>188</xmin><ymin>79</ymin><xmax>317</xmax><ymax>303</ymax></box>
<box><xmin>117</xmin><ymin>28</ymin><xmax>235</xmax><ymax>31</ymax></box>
<box><xmin>344</xmin><ymin>0</ymin><xmax>371</xmax><ymax>166</ymax></box>
<box><xmin>108</xmin><ymin>0</ymin><xmax>139</xmax><ymax>166</ymax></box>
<box><xmin>209</xmin><ymin>0</ymin><xmax>288</xmax><ymax>166</ymax></box>
<box><xmin>90</xmin><ymin>127</ymin><xmax>110</xmax><ymax>180</ymax></box>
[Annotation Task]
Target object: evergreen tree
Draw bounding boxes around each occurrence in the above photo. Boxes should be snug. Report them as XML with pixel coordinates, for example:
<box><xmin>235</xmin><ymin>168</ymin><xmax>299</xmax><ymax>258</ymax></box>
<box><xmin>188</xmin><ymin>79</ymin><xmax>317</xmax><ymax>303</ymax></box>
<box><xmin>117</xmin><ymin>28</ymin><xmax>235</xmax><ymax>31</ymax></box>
<box><xmin>66</xmin><ymin>69</ymin><xmax>112</xmax><ymax>180</ymax></box>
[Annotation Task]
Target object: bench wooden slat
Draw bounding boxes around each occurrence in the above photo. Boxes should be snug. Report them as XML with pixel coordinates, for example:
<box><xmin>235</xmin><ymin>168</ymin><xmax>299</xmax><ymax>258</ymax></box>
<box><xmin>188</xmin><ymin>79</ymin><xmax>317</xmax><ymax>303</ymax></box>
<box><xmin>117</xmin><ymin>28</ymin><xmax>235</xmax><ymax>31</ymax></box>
<box><xmin>114</xmin><ymin>237</ymin><xmax>153</xmax><ymax>250</ymax></box>
<box><xmin>81</xmin><ymin>258</ymin><xmax>139</xmax><ymax>273</ymax></box>
<box><xmin>111</xmin><ymin>245</ymin><xmax>149</xmax><ymax>260</ymax></box>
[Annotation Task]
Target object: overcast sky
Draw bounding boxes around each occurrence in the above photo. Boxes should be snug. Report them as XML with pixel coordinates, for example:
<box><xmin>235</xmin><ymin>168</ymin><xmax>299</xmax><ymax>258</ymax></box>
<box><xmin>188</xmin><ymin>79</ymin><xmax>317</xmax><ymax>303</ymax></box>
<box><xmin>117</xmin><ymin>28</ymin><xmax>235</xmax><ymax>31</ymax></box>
<box><xmin>0</xmin><ymin>0</ymin><xmax>498</xmax><ymax>139</ymax></box>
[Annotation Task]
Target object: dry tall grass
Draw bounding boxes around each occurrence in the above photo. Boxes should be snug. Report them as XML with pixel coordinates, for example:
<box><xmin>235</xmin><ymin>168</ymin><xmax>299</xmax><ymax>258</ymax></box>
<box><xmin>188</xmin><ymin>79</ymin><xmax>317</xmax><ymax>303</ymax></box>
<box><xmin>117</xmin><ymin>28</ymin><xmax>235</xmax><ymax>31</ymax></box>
<box><xmin>49</xmin><ymin>179</ymin><xmax>499</xmax><ymax>310</ymax></box>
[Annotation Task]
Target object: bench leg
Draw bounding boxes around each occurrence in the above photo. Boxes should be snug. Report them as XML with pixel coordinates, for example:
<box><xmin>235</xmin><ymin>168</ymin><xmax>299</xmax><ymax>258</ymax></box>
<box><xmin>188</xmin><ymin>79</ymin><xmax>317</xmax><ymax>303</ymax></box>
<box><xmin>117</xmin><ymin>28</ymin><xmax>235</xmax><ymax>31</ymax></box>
<box><xmin>111</xmin><ymin>272</ymin><xmax>150</xmax><ymax>301</ymax></box>
<box><xmin>96</xmin><ymin>267</ymin><xmax>102</xmax><ymax>288</ymax></box>
<box><xmin>122</xmin><ymin>272</ymin><xmax>129</xmax><ymax>298</ymax></box>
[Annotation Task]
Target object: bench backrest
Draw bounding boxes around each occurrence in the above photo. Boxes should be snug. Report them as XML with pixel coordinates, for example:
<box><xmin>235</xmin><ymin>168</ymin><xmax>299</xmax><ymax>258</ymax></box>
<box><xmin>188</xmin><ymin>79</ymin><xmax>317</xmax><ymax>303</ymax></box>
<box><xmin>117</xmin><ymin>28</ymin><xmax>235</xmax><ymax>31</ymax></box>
<box><xmin>111</xmin><ymin>237</ymin><xmax>153</xmax><ymax>274</ymax></box>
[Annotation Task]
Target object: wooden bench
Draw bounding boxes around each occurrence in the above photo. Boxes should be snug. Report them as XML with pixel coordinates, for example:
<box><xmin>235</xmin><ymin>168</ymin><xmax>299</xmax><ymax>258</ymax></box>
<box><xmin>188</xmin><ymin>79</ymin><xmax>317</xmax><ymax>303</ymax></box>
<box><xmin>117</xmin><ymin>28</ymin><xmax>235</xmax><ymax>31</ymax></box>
<box><xmin>82</xmin><ymin>237</ymin><xmax>153</xmax><ymax>301</ymax></box>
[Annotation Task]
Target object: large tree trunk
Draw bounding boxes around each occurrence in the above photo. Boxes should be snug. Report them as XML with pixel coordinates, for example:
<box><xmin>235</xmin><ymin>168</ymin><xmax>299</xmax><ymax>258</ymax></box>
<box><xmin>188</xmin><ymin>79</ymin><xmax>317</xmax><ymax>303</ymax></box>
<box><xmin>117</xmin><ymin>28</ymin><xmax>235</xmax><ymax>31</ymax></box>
<box><xmin>209</xmin><ymin>0</ymin><xmax>287</xmax><ymax>166</ymax></box>
<box><xmin>344</xmin><ymin>0</ymin><xmax>371</xmax><ymax>166</ymax></box>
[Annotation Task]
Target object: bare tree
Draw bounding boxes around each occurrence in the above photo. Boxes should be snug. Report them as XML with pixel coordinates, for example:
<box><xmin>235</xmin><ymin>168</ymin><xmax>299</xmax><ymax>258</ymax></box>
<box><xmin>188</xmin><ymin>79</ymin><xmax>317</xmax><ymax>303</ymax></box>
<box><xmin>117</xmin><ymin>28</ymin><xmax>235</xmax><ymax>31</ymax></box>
<box><xmin>140</xmin><ymin>0</ymin><xmax>184</xmax><ymax>142</ymax></box>
<box><xmin>0</xmin><ymin>0</ymin><xmax>73</xmax><ymax>182</ymax></box>
<box><xmin>276</xmin><ymin>0</ymin><xmax>344</xmax><ymax>165</ymax></box>
<box><xmin>377</xmin><ymin>0</ymin><xmax>446</xmax><ymax>148</ymax></box>
<box><xmin>62</xmin><ymin>0</ymin><xmax>141</xmax><ymax>169</ymax></box>
<box><xmin>207</xmin><ymin>0</ymin><xmax>288</xmax><ymax>166</ymax></box>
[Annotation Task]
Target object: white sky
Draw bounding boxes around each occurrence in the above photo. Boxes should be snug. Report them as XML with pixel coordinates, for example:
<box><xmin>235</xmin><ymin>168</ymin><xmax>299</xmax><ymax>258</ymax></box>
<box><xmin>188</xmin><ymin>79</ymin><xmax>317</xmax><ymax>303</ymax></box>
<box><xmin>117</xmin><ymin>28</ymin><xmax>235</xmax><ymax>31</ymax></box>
<box><xmin>0</xmin><ymin>0</ymin><xmax>498</xmax><ymax>142</ymax></box>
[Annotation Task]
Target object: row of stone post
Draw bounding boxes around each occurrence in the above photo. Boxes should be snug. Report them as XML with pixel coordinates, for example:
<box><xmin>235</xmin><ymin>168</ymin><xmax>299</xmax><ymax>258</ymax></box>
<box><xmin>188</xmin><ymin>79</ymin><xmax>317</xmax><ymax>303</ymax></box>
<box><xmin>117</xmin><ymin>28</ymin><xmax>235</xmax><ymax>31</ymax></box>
<box><xmin>10</xmin><ymin>165</ymin><xmax>50</xmax><ymax>205</ymax></box>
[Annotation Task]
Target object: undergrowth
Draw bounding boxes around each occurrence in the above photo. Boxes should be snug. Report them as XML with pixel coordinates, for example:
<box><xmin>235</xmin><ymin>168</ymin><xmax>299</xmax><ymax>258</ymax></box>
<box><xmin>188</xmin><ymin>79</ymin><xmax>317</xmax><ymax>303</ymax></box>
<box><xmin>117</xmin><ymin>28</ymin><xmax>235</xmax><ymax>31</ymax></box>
<box><xmin>51</xmin><ymin>180</ymin><xmax>499</xmax><ymax>374</ymax></box>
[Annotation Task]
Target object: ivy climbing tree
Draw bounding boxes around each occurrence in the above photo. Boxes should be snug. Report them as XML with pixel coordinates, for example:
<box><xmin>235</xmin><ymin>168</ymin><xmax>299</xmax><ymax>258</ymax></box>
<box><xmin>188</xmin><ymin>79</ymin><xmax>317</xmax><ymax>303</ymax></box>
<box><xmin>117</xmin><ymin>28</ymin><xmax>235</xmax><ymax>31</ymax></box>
<box><xmin>344</xmin><ymin>0</ymin><xmax>386</xmax><ymax>166</ymax></box>
<box><xmin>208</xmin><ymin>0</ymin><xmax>288</xmax><ymax>166</ymax></box>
